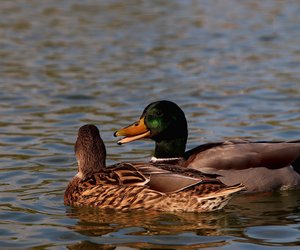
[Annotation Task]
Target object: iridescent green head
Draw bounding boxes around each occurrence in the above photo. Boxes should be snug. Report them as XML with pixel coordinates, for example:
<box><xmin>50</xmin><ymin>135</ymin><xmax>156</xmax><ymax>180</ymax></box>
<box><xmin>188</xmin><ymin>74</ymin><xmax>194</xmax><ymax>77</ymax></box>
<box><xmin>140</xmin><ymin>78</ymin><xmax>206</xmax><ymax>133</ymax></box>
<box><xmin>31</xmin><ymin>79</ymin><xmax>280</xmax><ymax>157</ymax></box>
<box><xmin>114</xmin><ymin>100</ymin><xmax>188</xmax><ymax>158</ymax></box>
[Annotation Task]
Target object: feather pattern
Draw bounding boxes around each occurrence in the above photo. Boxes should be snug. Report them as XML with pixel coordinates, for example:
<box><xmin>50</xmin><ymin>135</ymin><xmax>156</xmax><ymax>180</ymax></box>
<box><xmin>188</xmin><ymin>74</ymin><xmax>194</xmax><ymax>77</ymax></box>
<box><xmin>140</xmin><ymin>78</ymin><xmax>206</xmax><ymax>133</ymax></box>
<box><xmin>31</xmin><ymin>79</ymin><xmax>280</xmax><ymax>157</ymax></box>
<box><xmin>64</xmin><ymin>124</ymin><xmax>244</xmax><ymax>212</ymax></box>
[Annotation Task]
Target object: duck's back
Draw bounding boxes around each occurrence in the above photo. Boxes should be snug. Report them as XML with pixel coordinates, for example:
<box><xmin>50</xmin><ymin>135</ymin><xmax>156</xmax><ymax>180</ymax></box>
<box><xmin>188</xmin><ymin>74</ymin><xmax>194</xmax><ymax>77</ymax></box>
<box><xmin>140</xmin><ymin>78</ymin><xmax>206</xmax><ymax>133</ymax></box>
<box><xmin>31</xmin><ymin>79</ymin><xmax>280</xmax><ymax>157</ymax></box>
<box><xmin>64</xmin><ymin>163</ymin><xmax>244</xmax><ymax>212</ymax></box>
<box><xmin>184</xmin><ymin>140</ymin><xmax>300</xmax><ymax>192</ymax></box>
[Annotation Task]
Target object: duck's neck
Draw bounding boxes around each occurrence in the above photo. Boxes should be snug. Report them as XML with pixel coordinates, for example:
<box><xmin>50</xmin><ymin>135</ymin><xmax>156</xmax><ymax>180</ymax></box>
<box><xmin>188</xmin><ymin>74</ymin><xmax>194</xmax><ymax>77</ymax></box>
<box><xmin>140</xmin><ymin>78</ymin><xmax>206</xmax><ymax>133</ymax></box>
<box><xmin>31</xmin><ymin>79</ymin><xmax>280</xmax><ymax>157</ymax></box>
<box><xmin>153</xmin><ymin>137</ymin><xmax>186</xmax><ymax>158</ymax></box>
<box><xmin>77</xmin><ymin>159</ymin><xmax>106</xmax><ymax>180</ymax></box>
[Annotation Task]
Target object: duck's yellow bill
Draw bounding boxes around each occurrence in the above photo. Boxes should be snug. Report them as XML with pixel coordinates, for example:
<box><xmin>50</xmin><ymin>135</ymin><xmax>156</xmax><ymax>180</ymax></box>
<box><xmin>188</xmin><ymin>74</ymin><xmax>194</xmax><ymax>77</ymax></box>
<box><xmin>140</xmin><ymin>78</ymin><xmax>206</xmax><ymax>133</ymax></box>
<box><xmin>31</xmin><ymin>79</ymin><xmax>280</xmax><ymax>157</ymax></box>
<box><xmin>114</xmin><ymin>117</ymin><xmax>151</xmax><ymax>144</ymax></box>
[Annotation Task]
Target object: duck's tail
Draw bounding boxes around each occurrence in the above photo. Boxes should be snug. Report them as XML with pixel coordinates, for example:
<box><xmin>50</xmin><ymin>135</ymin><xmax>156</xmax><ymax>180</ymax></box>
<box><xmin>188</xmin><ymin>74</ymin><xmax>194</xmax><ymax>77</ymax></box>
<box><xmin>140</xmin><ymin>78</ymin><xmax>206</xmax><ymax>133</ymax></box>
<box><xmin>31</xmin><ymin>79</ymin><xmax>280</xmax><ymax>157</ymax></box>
<box><xmin>196</xmin><ymin>183</ymin><xmax>245</xmax><ymax>212</ymax></box>
<box><xmin>204</xmin><ymin>183</ymin><xmax>245</xmax><ymax>199</ymax></box>
<box><xmin>289</xmin><ymin>141</ymin><xmax>300</xmax><ymax>174</ymax></box>
<box><xmin>292</xmin><ymin>157</ymin><xmax>300</xmax><ymax>175</ymax></box>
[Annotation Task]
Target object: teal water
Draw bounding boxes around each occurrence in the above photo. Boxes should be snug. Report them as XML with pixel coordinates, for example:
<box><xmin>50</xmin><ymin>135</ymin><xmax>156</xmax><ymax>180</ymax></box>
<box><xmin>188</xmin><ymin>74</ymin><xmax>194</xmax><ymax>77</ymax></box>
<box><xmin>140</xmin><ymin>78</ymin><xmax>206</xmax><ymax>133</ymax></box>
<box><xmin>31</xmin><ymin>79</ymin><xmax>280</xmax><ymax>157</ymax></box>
<box><xmin>0</xmin><ymin>0</ymin><xmax>300</xmax><ymax>249</ymax></box>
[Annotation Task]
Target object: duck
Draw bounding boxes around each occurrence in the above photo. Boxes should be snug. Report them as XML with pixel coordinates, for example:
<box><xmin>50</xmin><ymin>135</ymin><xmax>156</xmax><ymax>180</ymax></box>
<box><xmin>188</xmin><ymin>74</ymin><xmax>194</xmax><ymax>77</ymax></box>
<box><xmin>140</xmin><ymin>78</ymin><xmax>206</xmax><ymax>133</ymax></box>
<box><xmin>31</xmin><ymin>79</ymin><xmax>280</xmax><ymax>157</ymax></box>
<box><xmin>64</xmin><ymin>124</ymin><xmax>244</xmax><ymax>212</ymax></box>
<box><xmin>114</xmin><ymin>100</ymin><xmax>300</xmax><ymax>193</ymax></box>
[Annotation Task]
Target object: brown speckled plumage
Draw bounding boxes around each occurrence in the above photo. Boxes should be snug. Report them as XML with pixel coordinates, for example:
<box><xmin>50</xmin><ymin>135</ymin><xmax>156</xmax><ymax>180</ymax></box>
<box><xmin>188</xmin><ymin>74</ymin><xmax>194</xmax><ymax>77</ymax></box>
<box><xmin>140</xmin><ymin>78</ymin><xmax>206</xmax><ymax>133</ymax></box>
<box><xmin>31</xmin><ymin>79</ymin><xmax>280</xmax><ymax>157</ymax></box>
<box><xmin>64</xmin><ymin>124</ymin><xmax>244</xmax><ymax>212</ymax></box>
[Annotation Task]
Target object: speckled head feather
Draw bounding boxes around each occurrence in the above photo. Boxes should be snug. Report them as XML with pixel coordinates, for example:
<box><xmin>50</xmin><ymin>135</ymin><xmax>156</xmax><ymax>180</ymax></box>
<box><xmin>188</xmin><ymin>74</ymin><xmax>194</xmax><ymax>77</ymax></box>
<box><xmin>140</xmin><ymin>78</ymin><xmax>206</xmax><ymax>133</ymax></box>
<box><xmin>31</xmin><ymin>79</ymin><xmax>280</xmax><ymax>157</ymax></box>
<box><xmin>75</xmin><ymin>124</ymin><xmax>106</xmax><ymax>180</ymax></box>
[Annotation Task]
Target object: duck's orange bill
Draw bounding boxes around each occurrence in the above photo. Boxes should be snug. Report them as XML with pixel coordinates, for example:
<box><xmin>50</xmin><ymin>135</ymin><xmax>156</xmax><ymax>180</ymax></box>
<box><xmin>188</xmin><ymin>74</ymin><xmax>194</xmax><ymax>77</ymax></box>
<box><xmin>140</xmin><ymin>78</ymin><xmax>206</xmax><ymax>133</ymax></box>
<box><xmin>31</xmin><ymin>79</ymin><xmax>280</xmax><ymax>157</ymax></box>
<box><xmin>114</xmin><ymin>117</ymin><xmax>151</xmax><ymax>144</ymax></box>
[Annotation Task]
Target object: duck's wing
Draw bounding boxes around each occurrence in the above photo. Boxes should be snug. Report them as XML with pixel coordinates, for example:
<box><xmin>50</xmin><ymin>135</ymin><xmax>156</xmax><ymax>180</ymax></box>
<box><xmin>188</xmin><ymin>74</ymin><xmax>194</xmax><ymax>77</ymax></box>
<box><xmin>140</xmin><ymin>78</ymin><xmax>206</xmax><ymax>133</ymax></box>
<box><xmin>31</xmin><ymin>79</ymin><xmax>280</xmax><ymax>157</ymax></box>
<box><xmin>84</xmin><ymin>162</ymin><xmax>205</xmax><ymax>194</ymax></box>
<box><xmin>103</xmin><ymin>163</ymin><xmax>150</xmax><ymax>186</ymax></box>
<box><xmin>153</xmin><ymin>163</ymin><xmax>221</xmax><ymax>179</ymax></box>
<box><xmin>145</xmin><ymin>173</ymin><xmax>224</xmax><ymax>194</ymax></box>
<box><xmin>122</xmin><ymin>162</ymin><xmax>225</xmax><ymax>194</ymax></box>
<box><xmin>185</xmin><ymin>140</ymin><xmax>300</xmax><ymax>171</ymax></box>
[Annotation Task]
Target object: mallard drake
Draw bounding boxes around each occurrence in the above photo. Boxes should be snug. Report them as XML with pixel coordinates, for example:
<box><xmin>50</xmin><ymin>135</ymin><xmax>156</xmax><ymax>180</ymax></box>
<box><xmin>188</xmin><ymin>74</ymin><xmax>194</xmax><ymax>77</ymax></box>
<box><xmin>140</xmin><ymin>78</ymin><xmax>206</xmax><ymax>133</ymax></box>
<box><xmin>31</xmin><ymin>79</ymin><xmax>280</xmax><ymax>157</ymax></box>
<box><xmin>64</xmin><ymin>124</ymin><xmax>244</xmax><ymax>212</ymax></box>
<box><xmin>114</xmin><ymin>100</ymin><xmax>300</xmax><ymax>193</ymax></box>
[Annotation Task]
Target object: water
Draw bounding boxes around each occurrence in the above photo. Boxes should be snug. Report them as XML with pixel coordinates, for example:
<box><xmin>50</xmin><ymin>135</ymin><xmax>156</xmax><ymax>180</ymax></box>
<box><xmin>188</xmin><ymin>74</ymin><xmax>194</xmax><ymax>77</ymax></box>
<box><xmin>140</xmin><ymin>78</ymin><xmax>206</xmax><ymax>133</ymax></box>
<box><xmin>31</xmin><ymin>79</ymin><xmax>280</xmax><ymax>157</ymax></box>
<box><xmin>0</xmin><ymin>0</ymin><xmax>300</xmax><ymax>249</ymax></box>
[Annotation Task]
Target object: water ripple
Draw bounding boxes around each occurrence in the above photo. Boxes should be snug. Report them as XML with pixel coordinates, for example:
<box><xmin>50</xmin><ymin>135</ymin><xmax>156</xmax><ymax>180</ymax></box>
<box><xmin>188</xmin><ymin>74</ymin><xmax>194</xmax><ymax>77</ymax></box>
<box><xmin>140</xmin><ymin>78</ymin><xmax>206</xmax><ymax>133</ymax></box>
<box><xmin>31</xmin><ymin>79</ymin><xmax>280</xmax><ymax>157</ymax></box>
<box><xmin>0</xmin><ymin>0</ymin><xmax>300</xmax><ymax>249</ymax></box>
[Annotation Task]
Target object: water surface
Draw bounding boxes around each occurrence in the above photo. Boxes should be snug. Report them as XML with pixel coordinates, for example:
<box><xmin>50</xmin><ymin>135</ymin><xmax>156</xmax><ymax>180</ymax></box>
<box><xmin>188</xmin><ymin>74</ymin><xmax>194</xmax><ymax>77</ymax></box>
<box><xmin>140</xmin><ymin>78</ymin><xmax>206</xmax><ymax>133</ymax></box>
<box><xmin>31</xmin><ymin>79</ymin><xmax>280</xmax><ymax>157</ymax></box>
<box><xmin>1</xmin><ymin>0</ymin><xmax>300</xmax><ymax>249</ymax></box>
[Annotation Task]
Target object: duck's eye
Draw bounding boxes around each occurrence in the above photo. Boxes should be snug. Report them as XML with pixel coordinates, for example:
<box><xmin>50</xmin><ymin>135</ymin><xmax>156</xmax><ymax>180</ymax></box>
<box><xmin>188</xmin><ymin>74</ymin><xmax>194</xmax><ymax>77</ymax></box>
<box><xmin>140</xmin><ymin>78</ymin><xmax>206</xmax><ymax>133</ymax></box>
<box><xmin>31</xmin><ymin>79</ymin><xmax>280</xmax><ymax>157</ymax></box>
<box><xmin>147</xmin><ymin>115</ymin><xmax>160</xmax><ymax>128</ymax></box>
<box><xmin>149</xmin><ymin>119</ymin><xmax>160</xmax><ymax>128</ymax></box>
<box><xmin>154</xmin><ymin>111</ymin><xmax>163</xmax><ymax>117</ymax></box>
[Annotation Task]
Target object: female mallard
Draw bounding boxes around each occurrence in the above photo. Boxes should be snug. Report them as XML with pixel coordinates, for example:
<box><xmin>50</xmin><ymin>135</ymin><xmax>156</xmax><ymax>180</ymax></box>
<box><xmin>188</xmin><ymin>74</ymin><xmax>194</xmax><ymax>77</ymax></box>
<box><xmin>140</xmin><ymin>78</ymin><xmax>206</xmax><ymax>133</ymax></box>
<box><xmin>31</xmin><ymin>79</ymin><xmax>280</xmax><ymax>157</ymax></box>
<box><xmin>114</xmin><ymin>100</ymin><xmax>300</xmax><ymax>193</ymax></box>
<box><xmin>64</xmin><ymin>124</ymin><xmax>244</xmax><ymax>212</ymax></box>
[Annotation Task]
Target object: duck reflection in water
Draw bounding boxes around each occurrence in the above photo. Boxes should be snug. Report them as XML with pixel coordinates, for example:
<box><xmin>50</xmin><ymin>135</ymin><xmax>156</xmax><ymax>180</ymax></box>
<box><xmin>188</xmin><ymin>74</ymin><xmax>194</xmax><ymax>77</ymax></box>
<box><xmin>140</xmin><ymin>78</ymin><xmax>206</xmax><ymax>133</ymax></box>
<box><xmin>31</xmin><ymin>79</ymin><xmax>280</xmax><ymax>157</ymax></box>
<box><xmin>65</xmin><ymin>189</ymin><xmax>300</xmax><ymax>249</ymax></box>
